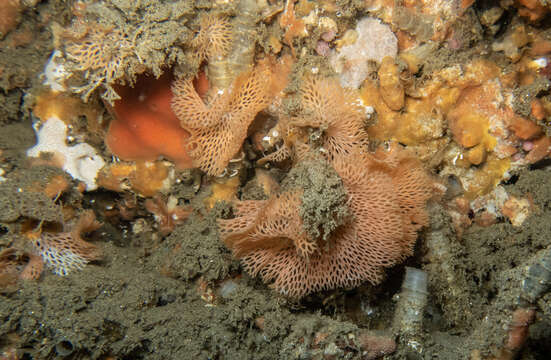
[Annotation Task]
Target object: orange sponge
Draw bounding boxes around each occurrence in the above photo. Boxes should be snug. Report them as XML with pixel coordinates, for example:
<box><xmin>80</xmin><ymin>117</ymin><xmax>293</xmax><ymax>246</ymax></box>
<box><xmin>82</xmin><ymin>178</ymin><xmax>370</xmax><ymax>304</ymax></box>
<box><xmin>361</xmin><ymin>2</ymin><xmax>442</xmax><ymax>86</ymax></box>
<box><xmin>105</xmin><ymin>73</ymin><xmax>193</xmax><ymax>169</ymax></box>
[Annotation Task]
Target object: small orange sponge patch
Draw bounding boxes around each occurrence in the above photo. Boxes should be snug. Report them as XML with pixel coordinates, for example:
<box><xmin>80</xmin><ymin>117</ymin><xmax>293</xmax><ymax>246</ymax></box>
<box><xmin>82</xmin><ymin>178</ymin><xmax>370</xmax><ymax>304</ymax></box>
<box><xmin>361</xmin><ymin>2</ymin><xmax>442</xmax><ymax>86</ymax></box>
<box><xmin>105</xmin><ymin>73</ymin><xmax>193</xmax><ymax>169</ymax></box>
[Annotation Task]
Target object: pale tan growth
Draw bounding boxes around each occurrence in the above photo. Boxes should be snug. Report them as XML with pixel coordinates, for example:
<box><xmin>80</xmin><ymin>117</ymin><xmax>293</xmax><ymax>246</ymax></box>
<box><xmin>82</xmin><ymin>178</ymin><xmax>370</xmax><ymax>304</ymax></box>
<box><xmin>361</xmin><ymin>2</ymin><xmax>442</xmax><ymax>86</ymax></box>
<box><xmin>63</xmin><ymin>26</ymin><xmax>133</xmax><ymax>101</ymax></box>
<box><xmin>219</xmin><ymin>147</ymin><xmax>433</xmax><ymax>298</ymax></box>
<box><xmin>30</xmin><ymin>210</ymin><xmax>102</xmax><ymax>276</ymax></box>
<box><xmin>191</xmin><ymin>13</ymin><xmax>233</xmax><ymax>61</ymax></box>
<box><xmin>172</xmin><ymin>65</ymin><xmax>274</xmax><ymax>176</ymax></box>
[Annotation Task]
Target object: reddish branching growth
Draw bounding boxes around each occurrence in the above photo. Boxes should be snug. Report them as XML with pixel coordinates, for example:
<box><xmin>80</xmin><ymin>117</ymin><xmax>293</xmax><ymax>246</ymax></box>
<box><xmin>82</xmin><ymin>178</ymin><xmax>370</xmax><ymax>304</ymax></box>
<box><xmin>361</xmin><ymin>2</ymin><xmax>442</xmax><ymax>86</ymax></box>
<box><xmin>191</xmin><ymin>13</ymin><xmax>233</xmax><ymax>61</ymax></box>
<box><xmin>172</xmin><ymin>64</ymin><xmax>274</xmax><ymax>176</ymax></box>
<box><xmin>31</xmin><ymin>210</ymin><xmax>102</xmax><ymax>276</ymax></box>
<box><xmin>145</xmin><ymin>195</ymin><xmax>192</xmax><ymax>236</ymax></box>
<box><xmin>219</xmin><ymin>147</ymin><xmax>433</xmax><ymax>298</ymax></box>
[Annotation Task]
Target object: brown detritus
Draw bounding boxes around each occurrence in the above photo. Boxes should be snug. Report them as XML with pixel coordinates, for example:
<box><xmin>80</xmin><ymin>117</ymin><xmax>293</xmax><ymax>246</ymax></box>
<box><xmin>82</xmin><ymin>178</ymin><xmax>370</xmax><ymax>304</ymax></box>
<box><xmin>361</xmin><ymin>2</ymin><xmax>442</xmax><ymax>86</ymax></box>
<box><xmin>504</xmin><ymin>308</ymin><xmax>535</xmax><ymax>353</ymax></box>
<box><xmin>356</xmin><ymin>332</ymin><xmax>397</xmax><ymax>360</ymax></box>
<box><xmin>0</xmin><ymin>0</ymin><xmax>22</xmax><ymax>39</ymax></box>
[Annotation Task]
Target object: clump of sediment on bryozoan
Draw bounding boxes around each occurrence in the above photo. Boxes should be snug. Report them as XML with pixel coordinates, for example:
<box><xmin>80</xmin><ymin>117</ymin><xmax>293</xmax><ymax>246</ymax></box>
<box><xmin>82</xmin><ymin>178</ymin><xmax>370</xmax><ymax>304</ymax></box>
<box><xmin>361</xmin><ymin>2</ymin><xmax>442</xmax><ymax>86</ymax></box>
<box><xmin>219</xmin><ymin>145</ymin><xmax>433</xmax><ymax>298</ymax></box>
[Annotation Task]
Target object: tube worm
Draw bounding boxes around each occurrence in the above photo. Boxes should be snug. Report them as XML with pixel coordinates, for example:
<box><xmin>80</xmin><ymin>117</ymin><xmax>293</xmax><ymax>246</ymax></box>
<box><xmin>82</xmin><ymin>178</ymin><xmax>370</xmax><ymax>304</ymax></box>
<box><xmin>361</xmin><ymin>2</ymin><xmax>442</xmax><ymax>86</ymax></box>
<box><xmin>393</xmin><ymin>267</ymin><xmax>428</xmax><ymax>352</ymax></box>
<box><xmin>208</xmin><ymin>0</ymin><xmax>258</xmax><ymax>90</ymax></box>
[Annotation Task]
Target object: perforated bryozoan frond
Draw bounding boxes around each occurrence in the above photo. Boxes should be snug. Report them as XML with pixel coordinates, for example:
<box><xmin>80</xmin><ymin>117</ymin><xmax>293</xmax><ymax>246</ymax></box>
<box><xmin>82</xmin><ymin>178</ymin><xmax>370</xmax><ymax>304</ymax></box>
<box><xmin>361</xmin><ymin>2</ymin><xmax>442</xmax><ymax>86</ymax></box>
<box><xmin>293</xmin><ymin>77</ymin><xmax>369</xmax><ymax>162</ymax></box>
<box><xmin>30</xmin><ymin>211</ymin><xmax>102</xmax><ymax>276</ymax></box>
<box><xmin>172</xmin><ymin>64</ymin><xmax>274</xmax><ymax>176</ymax></box>
<box><xmin>219</xmin><ymin>147</ymin><xmax>432</xmax><ymax>298</ymax></box>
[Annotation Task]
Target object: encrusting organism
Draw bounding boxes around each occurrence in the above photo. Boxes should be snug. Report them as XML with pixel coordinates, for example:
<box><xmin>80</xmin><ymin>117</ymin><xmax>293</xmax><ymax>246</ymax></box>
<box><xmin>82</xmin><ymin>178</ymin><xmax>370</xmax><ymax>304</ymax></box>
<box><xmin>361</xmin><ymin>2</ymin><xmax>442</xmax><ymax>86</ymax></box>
<box><xmin>29</xmin><ymin>210</ymin><xmax>102</xmax><ymax>276</ymax></box>
<box><xmin>172</xmin><ymin>2</ymin><xmax>291</xmax><ymax>176</ymax></box>
<box><xmin>219</xmin><ymin>191</ymin><xmax>313</xmax><ymax>259</ymax></box>
<box><xmin>218</xmin><ymin>76</ymin><xmax>433</xmax><ymax>298</ymax></box>
<box><xmin>292</xmin><ymin>77</ymin><xmax>369</xmax><ymax>163</ymax></box>
<box><xmin>171</xmin><ymin>63</ymin><xmax>275</xmax><ymax>176</ymax></box>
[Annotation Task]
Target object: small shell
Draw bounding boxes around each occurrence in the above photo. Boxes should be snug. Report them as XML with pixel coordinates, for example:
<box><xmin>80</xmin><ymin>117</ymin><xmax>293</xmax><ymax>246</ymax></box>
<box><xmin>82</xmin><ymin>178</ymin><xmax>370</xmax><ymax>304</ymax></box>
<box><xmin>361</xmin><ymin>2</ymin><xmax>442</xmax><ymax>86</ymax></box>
<box><xmin>335</xmin><ymin>29</ymin><xmax>358</xmax><ymax>50</ymax></box>
<box><xmin>319</xmin><ymin>17</ymin><xmax>337</xmax><ymax>34</ymax></box>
